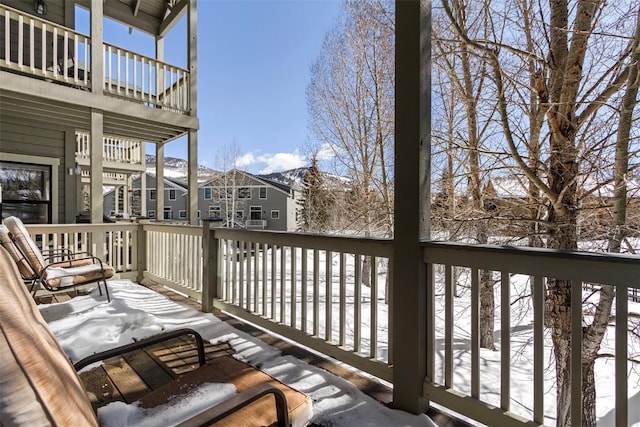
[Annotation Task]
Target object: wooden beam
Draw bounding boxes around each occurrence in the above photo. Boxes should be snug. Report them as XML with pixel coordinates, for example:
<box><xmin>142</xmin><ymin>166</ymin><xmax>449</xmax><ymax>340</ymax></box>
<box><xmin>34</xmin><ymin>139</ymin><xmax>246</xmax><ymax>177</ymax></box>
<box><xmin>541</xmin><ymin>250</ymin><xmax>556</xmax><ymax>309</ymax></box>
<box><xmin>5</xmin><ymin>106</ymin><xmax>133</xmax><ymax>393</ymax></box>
<box><xmin>0</xmin><ymin>72</ymin><xmax>199</xmax><ymax>130</ymax></box>
<box><xmin>103</xmin><ymin>0</ymin><xmax>160</xmax><ymax>35</ymax></box>
<box><xmin>158</xmin><ymin>0</ymin><xmax>188</xmax><ymax>37</ymax></box>
<box><xmin>133</xmin><ymin>0</ymin><xmax>142</xmax><ymax>17</ymax></box>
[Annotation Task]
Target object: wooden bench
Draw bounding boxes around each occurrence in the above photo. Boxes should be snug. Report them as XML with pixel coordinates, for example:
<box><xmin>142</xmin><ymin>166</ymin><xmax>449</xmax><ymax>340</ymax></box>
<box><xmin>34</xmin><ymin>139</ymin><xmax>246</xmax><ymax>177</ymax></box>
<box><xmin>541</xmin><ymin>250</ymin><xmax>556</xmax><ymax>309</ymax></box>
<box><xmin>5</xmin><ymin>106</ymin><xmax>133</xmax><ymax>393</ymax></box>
<box><xmin>0</xmin><ymin>245</ymin><xmax>312</xmax><ymax>426</ymax></box>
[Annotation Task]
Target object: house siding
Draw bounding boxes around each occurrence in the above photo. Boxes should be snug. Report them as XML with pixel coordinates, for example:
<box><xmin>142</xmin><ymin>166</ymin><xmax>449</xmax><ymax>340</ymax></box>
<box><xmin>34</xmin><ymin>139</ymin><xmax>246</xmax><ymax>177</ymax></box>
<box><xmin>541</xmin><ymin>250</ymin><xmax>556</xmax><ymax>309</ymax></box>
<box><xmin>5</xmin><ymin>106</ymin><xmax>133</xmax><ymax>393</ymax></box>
<box><xmin>0</xmin><ymin>116</ymin><xmax>67</xmax><ymax>222</ymax></box>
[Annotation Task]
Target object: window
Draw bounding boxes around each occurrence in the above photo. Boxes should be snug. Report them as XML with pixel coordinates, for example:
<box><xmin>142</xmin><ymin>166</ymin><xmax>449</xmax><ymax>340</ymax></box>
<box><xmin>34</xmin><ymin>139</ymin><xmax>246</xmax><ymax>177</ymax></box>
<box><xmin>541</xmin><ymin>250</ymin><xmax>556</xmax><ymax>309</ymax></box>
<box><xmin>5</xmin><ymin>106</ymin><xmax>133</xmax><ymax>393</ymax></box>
<box><xmin>271</xmin><ymin>210</ymin><xmax>280</xmax><ymax>220</ymax></box>
<box><xmin>235</xmin><ymin>210</ymin><xmax>244</xmax><ymax>220</ymax></box>
<box><xmin>237</xmin><ymin>187</ymin><xmax>251</xmax><ymax>199</ymax></box>
<box><xmin>0</xmin><ymin>161</ymin><xmax>52</xmax><ymax>224</ymax></box>
<box><xmin>149</xmin><ymin>189</ymin><xmax>156</xmax><ymax>200</ymax></box>
<box><xmin>219</xmin><ymin>188</ymin><xmax>233</xmax><ymax>199</ymax></box>
<box><xmin>204</xmin><ymin>187</ymin><xmax>212</xmax><ymax>200</ymax></box>
<box><xmin>147</xmin><ymin>210</ymin><xmax>156</xmax><ymax>218</ymax></box>
<box><xmin>259</xmin><ymin>187</ymin><xmax>267</xmax><ymax>199</ymax></box>
<box><xmin>197</xmin><ymin>210</ymin><xmax>201</xmax><ymax>219</ymax></box>
<box><xmin>163</xmin><ymin>207</ymin><xmax>172</xmax><ymax>219</ymax></box>
<box><xmin>178</xmin><ymin>210</ymin><xmax>186</xmax><ymax>219</ymax></box>
<box><xmin>168</xmin><ymin>189</ymin><xmax>176</xmax><ymax>200</ymax></box>
<box><xmin>250</xmin><ymin>206</ymin><xmax>262</xmax><ymax>220</ymax></box>
<box><xmin>208</xmin><ymin>206</ymin><xmax>221</xmax><ymax>218</ymax></box>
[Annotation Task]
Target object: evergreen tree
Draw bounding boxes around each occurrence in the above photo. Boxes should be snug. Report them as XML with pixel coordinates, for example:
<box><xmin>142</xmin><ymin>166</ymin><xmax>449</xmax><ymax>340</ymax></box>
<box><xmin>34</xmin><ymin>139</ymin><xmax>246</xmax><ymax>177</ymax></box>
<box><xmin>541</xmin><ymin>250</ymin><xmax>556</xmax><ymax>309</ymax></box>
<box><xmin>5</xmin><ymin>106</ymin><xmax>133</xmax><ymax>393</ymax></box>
<box><xmin>297</xmin><ymin>155</ymin><xmax>330</xmax><ymax>232</ymax></box>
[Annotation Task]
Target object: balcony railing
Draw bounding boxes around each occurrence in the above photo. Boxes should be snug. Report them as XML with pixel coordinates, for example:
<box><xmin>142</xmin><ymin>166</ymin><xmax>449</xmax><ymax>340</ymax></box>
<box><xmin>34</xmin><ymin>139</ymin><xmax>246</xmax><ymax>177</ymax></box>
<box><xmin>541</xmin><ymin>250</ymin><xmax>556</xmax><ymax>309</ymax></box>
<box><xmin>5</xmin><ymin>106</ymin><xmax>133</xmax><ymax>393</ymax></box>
<box><xmin>75</xmin><ymin>131</ymin><xmax>144</xmax><ymax>167</ymax></box>
<box><xmin>0</xmin><ymin>4</ymin><xmax>190</xmax><ymax>113</ymax></box>
<box><xmin>22</xmin><ymin>221</ymin><xmax>639</xmax><ymax>426</ymax></box>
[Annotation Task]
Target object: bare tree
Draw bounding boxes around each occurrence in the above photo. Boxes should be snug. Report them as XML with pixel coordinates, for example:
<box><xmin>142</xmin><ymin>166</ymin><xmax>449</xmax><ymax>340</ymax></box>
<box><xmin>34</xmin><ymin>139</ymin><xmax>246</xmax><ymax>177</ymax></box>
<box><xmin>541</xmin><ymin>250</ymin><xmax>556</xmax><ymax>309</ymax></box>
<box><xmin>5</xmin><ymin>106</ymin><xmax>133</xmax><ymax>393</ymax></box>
<box><xmin>439</xmin><ymin>0</ymin><xmax>640</xmax><ymax>424</ymax></box>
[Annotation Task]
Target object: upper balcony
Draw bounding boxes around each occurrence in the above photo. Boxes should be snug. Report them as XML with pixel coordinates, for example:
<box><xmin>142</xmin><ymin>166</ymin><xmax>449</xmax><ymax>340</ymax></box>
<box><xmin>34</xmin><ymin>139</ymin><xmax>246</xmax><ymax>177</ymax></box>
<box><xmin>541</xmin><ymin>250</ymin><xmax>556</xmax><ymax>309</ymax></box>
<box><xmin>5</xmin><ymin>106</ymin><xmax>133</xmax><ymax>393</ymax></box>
<box><xmin>0</xmin><ymin>3</ymin><xmax>190</xmax><ymax>115</ymax></box>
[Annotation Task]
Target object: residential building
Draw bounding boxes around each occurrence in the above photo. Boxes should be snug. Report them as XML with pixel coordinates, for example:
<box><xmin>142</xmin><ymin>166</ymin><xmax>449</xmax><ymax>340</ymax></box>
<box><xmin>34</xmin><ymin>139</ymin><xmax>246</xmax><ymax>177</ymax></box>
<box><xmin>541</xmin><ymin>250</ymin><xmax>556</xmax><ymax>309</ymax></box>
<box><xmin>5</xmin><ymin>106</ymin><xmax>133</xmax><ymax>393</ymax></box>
<box><xmin>198</xmin><ymin>169</ymin><xmax>299</xmax><ymax>231</ymax></box>
<box><xmin>103</xmin><ymin>170</ymin><xmax>298</xmax><ymax>229</ymax></box>
<box><xmin>0</xmin><ymin>0</ymin><xmax>199</xmax><ymax>224</ymax></box>
<box><xmin>103</xmin><ymin>173</ymin><xmax>189</xmax><ymax>220</ymax></box>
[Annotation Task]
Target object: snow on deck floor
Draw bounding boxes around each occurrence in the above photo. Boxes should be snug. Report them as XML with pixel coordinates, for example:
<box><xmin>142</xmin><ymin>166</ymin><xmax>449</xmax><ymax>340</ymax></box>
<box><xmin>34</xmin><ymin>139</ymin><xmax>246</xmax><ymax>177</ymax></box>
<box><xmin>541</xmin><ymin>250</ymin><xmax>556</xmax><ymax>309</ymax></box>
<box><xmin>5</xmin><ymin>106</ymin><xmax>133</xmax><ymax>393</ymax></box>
<box><xmin>38</xmin><ymin>280</ymin><xmax>435</xmax><ymax>427</ymax></box>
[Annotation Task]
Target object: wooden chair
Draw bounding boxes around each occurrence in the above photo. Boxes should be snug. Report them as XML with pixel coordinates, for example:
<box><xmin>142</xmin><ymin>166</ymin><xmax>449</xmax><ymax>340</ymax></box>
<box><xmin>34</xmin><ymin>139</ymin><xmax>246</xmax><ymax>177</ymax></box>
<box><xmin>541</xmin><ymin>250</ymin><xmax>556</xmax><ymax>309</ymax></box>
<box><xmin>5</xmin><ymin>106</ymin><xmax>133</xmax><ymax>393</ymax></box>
<box><xmin>1</xmin><ymin>216</ymin><xmax>114</xmax><ymax>301</ymax></box>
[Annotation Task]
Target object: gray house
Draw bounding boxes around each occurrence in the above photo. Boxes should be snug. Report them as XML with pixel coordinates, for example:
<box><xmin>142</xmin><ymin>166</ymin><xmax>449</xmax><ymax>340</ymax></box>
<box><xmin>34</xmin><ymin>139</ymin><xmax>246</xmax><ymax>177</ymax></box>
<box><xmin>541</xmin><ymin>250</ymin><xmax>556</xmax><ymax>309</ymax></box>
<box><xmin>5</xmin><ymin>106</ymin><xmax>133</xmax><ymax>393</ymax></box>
<box><xmin>198</xmin><ymin>170</ymin><xmax>299</xmax><ymax>231</ymax></box>
<box><xmin>104</xmin><ymin>173</ymin><xmax>188</xmax><ymax>221</ymax></box>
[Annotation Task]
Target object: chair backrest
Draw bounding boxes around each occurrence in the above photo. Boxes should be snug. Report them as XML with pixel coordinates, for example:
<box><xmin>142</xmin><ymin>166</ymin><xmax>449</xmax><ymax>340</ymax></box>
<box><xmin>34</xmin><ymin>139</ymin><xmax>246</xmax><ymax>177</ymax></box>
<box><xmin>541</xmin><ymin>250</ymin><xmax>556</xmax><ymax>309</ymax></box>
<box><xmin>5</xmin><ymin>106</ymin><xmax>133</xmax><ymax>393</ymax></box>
<box><xmin>0</xmin><ymin>224</ymin><xmax>36</xmax><ymax>279</ymax></box>
<box><xmin>0</xmin><ymin>245</ymin><xmax>99</xmax><ymax>426</ymax></box>
<box><xmin>3</xmin><ymin>216</ymin><xmax>47</xmax><ymax>274</ymax></box>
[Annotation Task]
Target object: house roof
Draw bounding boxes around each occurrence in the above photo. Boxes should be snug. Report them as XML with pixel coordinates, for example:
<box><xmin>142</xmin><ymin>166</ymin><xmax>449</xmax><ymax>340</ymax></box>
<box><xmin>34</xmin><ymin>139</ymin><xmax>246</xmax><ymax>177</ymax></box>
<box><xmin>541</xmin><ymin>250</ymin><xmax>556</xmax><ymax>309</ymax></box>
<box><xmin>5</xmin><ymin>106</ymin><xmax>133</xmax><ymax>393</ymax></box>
<box><xmin>200</xmin><ymin>169</ymin><xmax>293</xmax><ymax>196</ymax></box>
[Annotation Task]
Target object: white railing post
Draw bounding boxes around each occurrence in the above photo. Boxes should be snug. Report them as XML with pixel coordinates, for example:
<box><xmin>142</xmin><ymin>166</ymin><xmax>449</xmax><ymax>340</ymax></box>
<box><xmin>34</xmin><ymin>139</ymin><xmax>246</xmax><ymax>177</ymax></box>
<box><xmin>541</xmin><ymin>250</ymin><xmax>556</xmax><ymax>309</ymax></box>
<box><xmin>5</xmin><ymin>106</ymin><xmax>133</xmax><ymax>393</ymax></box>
<box><xmin>137</xmin><ymin>223</ymin><xmax>147</xmax><ymax>283</ymax></box>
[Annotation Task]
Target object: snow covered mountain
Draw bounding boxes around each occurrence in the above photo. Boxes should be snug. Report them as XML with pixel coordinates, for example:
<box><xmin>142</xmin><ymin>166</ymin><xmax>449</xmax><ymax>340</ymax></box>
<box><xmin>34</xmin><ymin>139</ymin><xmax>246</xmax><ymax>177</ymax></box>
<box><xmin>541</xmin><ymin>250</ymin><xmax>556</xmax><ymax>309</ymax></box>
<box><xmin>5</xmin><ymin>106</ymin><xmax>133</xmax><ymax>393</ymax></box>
<box><xmin>145</xmin><ymin>155</ymin><xmax>219</xmax><ymax>182</ymax></box>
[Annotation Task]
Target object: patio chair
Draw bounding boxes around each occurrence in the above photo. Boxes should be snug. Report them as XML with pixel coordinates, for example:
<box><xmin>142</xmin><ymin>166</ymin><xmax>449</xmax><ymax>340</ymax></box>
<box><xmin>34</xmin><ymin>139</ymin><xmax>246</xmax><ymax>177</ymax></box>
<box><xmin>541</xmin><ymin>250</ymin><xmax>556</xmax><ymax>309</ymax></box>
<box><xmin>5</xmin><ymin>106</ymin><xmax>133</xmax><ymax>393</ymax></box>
<box><xmin>0</xmin><ymin>245</ymin><xmax>310</xmax><ymax>427</ymax></box>
<box><xmin>1</xmin><ymin>216</ymin><xmax>114</xmax><ymax>302</ymax></box>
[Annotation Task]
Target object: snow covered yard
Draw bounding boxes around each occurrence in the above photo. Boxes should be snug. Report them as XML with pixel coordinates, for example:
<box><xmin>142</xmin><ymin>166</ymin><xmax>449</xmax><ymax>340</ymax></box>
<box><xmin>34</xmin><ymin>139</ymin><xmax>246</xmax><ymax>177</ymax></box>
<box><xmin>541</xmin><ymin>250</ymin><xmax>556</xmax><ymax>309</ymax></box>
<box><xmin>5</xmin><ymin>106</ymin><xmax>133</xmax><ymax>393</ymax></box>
<box><xmin>39</xmin><ymin>280</ymin><xmax>435</xmax><ymax>427</ymax></box>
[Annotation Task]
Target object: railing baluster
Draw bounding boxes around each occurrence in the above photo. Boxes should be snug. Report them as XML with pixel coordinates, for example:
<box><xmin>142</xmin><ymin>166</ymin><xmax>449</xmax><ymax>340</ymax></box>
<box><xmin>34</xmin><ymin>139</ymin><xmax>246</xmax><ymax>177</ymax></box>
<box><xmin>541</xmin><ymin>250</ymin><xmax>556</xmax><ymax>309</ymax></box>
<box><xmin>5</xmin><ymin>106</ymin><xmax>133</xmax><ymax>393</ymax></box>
<box><xmin>262</xmin><ymin>242</ymin><xmax>267</xmax><ymax>316</ymax></box>
<box><xmin>73</xmin><ymin>35</ymin><xmax>79</xmax><ymax>83</ymax></box>
<box><xmin>271</xmin><ymin>244</ymin><xmax>277</xmax><ymax>319</ymax></box>
<box><xmin>107</xmin><ymin>45</ymin><xmax>112</xmax><ymax>91</ymax></box>
<box><xmin>533</xmin><ymin>275</ymin><xmax>544</xmax><ymax>424</ymax></box>
<box><xmin>301</xmin><ymin>248</ymin><xmax>308</xmax><ymax>333</ymax></box>
<box><xmin>280</xmin><ymin>245</ymin><xmax>286</xmax><ymax>323</ymax></box>
<box><xmin>370</xmin><ymin>257</ymin><xmax>378</xmax><ymax>359</ymax></box>
<box><xmin>291</xmin><ymin>247</ymin><xmax>297</xmax><ymax>329</ymax></box>
<box><xmin>570</xmin><ymin>279</ymin><xmax>582</xmax><ymax>426</ymax></box>
<box><xmin>354</xmin><ymin>253</ymin><xmax>362</xmax><ymax>353</ymax></box>
<box><xmin>471</xmin><ymin>267</ymin><xmax>480</xmax><ymax>399</ymax></box>
<box><xmin>17</xmin><ymin>14</ymin><xmax>23</xmax><ymax>69</ymax></box>
<box><xmin>616</xmin><ymin>282</ymin><xmax>629</xmax><ymax>427</ymax></box>
<box><xmin>445</xmin><ymin>263</ymin><xmax>454</xmax><ymax>388</ymax></box>
<box><xmin>124</xmin><ymin>51</ymin><xmax>129</xmax><ymax>96</ymax></box>
<box><xmin>500</xmin><ymin>271</ymin><xmax>510</xmax><ymax>411</ymax></box>
<box><xmin>133</xmin><ymin>54</ymin><xmax>138</xmax><ymax>98</ymax></box>
<box><xmin>63</xmin><ymin>31</ymin><xmax>68</xmax><ymax>81</ymax></box>
<box><xmin>254</xmin><ymin>242</ymin><xmax>259</xmax><ymax>313</ymax></box>
<box><xmin>41</xmin><ymin>23</ymin><xmax>46</xmax><ymax>74</ymax></box>
<box><xmin>339</xmin><ymin>252</ymin><xmax>346</xmax><ymax>347</ymax></box>
<box><xmin>313</xmin><ymin>249</ymin><xmax>319</xmax><ymax>337</ymax></box>
<box><xmin>239</xmin><ymin>241</ymin><xmax>245</xmax><ymax>308</ymax></box>
<box><xmin>29</xmin><ymin>18</ymin><xmax>34</xmax><ymax>72</ymax></box>
<box><xmin>325</xmin><ymin>250</ymin><xmax>332</xmax><ymax>342</ymax></box>
<box><xmin>4</xmin><ymin>12</ymin><xmax>10</xmax><ymax>65</ymax></box>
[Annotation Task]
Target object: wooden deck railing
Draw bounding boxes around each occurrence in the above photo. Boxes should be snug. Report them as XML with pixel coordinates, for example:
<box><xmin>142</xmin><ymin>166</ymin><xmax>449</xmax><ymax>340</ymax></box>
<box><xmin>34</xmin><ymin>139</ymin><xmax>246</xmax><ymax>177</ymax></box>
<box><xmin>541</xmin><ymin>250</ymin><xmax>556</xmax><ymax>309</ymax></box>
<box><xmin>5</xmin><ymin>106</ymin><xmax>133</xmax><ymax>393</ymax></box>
<box><xmin>22</xmin><ymin>222</ymin><xmax>639</xmax><ymax>426</ymax></box>
<box><xmin>203</xmin><ymin>225</ymin><xmax>394</xmax><ymax>382</ymax></box>
<box><xmin>0</xmin><ymin>3</ymin><xmax>89</xmax><ymax>88</ymax></box>
<box><xmin>0</xmin><ymin>4</ymin><xmax>190</xmax><ymax>113</ymax></box>
<box><xmin>25</xmin><ymin>223</ymin><xmax>139</xmax><ymax>277</ymax></box>
<box><xmin>75</xmin><ymin>131</ymin><xmax>144</xmax><ymax>166</ymax></box>
<box><xmin>422</xmin><ymin>242</ymin><xmax>639</xmax><ymax>426</ymax></box>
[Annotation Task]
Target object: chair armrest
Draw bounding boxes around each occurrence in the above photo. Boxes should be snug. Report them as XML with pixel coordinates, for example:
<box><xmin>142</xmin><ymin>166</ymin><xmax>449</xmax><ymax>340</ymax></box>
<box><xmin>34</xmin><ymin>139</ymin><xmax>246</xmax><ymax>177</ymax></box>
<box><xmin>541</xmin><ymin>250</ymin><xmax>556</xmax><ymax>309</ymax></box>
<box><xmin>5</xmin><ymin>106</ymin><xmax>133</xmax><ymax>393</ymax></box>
<box><xmin>73</xmin><ymin>328</ymin><xmax>206</xmax><ymax>371</ymax></box>
<box><xmin>176</xmin><ymin>382</ymin><xmax>290</xmax><ymax>427</ymax></box>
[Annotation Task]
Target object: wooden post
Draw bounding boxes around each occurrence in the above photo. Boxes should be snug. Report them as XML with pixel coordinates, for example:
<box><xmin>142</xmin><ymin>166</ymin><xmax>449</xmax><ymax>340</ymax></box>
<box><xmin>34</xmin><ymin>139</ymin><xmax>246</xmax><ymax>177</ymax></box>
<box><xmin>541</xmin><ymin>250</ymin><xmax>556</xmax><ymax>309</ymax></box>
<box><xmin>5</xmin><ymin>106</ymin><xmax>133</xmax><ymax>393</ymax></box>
<box><xmin>90</xmin><ymin>0</ymin><xmax>103</xmax><ymax>94</ymax></box>
<box><xmin>187</xmin><ymin>0</ymin><xmax>198</xmax><ymax>225</ymax></box>
<box><xmin>136</xmin><ymin>222</ymin><xmax>147</xmax><ymax>284</ymax></box>
<box><xmin>156</xmin><ymin>143</ymin><xmax>165</xmax><ymax>220</ymax></box>
<box><xmin>392</xmin><ymin>0</ymin><xmax>431</xmax><ymax>414</ymax></box>
<box><xmin>202</xmin><ymin>219</ymin><xmax>222</xmax><ymax>312</ymax></box>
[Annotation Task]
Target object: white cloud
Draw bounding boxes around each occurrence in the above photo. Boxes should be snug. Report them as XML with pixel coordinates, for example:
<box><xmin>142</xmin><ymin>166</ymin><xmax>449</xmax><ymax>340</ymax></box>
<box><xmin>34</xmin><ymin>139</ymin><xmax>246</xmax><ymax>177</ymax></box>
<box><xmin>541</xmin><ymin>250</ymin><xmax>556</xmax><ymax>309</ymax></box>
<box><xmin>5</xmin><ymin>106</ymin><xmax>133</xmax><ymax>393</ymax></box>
<box><xmin>316</xmin><ymin>142</ymin><xmax>336</xmax><ymax>160</ymax></box>
<box><xmin>234</xmin><ymin>153</ymin><xmax>257</xmax><ymax>167</ymax></box>
<box><xmin>257</xmin><ymin>152</ymin><xmax>307</xmax><ymax>174</ymax></box>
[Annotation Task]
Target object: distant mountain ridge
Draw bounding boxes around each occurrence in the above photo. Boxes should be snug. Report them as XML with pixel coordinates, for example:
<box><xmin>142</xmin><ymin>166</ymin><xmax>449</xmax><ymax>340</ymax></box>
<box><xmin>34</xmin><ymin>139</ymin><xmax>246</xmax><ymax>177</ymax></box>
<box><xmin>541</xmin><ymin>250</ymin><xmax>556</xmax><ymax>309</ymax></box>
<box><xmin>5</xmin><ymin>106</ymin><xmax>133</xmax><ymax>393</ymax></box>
<box><xmin>143</xmin><ymin>155</ymin><xmax>348</xmax><ymax>189</ymax></box>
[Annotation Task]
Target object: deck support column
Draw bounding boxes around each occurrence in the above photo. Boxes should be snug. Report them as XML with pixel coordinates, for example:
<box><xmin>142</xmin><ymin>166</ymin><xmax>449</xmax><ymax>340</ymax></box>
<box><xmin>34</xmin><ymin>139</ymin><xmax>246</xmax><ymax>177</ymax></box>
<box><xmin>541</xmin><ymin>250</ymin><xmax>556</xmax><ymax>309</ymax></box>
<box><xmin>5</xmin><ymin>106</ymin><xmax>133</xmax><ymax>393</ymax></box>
<box><xmin>392</xmin><ymin>0</ymin><xmax>431</xmax><ymax>414</ymax></box>
<box><xmin>156</xmin><ymin>144</ymin><xmax>165</xmax><ymax>220</ymax></box>
<box><xmin>187</xmin><ymin>0</ymin><xmax>198</xmax><ymax>226</ymax></box>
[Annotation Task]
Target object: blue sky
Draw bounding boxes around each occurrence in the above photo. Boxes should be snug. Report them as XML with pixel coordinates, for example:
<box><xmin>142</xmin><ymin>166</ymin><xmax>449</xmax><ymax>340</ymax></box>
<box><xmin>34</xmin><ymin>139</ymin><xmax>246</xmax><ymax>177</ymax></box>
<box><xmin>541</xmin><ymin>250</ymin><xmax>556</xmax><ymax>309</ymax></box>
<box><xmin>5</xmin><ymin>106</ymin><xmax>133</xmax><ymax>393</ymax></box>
<box><xmin>79</xmin><ymin>0</ymin><xmax>341</xmax><ymax>174</ymax></box>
